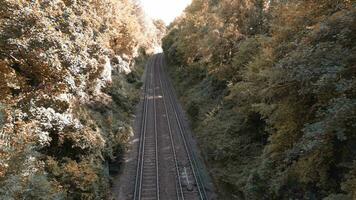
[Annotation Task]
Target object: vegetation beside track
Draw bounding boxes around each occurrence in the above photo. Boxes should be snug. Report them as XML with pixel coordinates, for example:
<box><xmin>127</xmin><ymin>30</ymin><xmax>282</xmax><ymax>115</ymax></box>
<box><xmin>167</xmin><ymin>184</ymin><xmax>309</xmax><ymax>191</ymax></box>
<box><xmin>163</xmin><ymin>1</ymin><xmax>356</xmax><ymax>199</ymax></box>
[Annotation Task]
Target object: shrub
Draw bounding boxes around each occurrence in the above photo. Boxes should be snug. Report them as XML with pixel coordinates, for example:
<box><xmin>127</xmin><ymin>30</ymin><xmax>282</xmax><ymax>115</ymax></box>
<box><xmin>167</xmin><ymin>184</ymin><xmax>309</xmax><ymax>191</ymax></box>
<box><xmin>163</xmin><ymin>0</ymin><xmax>355</xmax><ymax>198</ymax></box>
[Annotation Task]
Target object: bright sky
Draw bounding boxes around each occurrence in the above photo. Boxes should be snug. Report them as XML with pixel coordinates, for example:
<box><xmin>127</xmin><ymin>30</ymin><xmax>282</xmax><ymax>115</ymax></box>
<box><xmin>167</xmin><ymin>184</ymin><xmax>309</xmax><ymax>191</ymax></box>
<box><xmin>139</xmin><ymin>0</ymin><xmax>192</xmax><ymax>25</ymax></box>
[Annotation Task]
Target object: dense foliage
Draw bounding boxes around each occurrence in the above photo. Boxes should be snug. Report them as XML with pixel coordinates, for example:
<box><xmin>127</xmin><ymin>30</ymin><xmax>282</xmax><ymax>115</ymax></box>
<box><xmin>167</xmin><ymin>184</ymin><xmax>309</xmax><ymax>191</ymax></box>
<box><xmin>0</xmin><ymin>0</ymin><xmax>163</xmax><ymax>199</ymax></box>
<box><xmin>163</xmin><ymin>0</ymin><xmax>356</xmax><ymax>199</ymax></box>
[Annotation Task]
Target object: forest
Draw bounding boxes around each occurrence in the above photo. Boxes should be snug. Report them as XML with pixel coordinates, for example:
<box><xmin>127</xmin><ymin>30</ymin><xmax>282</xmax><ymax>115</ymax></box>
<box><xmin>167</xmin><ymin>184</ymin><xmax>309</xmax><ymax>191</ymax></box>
<box><xmin>163</xmin><ymin>0</ymin><xmax>356</xmax><ymax>199</ymax></box>
<box><xmin>0</xmin><ymin>0</ymin><xmax>355</xmax><ymax>199</ymax></box>
<box><xmin>0</xmin><ymin>0</ymin><xmax>163</xmax><ymax>199</ymax></box>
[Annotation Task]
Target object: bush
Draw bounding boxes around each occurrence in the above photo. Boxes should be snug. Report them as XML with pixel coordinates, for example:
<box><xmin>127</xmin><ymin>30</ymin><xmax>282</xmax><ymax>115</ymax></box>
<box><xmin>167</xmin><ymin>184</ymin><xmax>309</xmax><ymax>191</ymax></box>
<box><xmin>0</xmin><ymin>0</ymin><xmax>162</xmax><ymax>198</ymax></box>
<box><xmin>163</xmin><ymin>0</ymin><xmax>356</xmax><ymax>199</ymax></box>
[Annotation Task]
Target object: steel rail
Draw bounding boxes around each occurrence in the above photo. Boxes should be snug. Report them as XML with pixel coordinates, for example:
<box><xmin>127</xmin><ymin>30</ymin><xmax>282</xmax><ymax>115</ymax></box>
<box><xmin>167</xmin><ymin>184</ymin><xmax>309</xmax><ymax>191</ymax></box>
<box><xmin>138</xmin><ymin>55</ymin><xmax>160</xmax><ymax>200</ymax></box>
<box><xmin>156</xmin><ymin>55</ymin><xmax>185</xmax><ymax>200</ymax></box>
<box><xmin>134</xmin><ymin>56</ymin><xmax>160</xmax><ymax>200</ymax></box>
<box><xmin>166</xmin><ymin>59</ymin><xmax>209</xmax><ymax>199</ymax></box>
<box><xmin>164</xmin><ymin>58</ymin><xmax>209</xmax><ymax>199</ymax></box>
<box><xmin>134</xmin><ymin>57</ymin><xmax>152</xmax><ymax>200</ymax></box>
<box><xmin>153</xmin><ymin>55</ymin><xmax>160</xmax><ymax>200</ymax></box>
<box><xmin>159</xmin><ymin>54</ymin><xmax>208</xmax><ymax>200</ymax></box>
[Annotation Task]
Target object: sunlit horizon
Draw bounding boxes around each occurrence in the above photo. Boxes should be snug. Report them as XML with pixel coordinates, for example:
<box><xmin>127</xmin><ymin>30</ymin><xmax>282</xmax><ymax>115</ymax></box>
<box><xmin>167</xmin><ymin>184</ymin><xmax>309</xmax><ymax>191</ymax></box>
<box><xmin>139</xmin><ymin>0</ymin><xmax>192</xmax><ymax>25</ymax></box>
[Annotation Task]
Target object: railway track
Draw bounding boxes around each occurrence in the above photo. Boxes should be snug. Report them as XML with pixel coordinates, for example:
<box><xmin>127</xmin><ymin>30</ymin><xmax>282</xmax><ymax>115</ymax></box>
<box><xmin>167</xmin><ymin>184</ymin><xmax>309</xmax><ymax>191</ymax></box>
<box><xmin>134</xmin><ymin>56</ymin><xmax>159</xmax><ymax>200</ymax></box>
<box><xmin>133</xmin><ymin>54</ymin><xmax>209</xmax><ymax>200</ymax></box>
<box><xmin>158</xmin><ymin>54</ymin><xmax>208</xmax><ymax>200</ymax></box>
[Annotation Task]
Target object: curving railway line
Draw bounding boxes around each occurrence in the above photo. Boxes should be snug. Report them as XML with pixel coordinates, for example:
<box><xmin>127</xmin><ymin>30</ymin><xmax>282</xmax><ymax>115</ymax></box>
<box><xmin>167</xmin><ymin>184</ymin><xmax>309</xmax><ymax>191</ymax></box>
<box><xmin>132</xmin><ymin>54</ymin><xmax>213</xmax><ymax>200</ymax></box>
